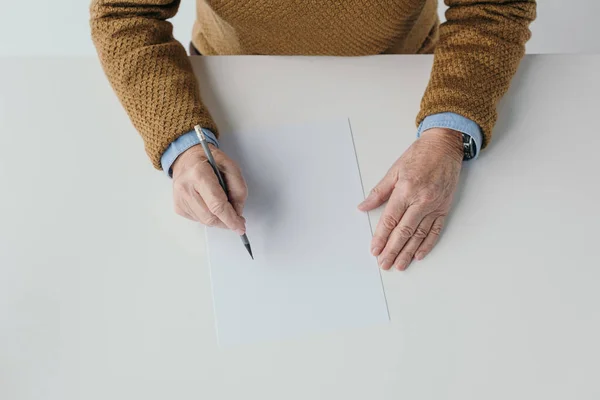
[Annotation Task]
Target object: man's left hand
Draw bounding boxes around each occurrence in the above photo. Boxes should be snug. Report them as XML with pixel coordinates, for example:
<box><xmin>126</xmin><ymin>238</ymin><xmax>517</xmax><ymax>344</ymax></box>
<box><xmin>358</xmin><ymin>128</ymin><xmax>464</xmax><ymax>271</ymax></box>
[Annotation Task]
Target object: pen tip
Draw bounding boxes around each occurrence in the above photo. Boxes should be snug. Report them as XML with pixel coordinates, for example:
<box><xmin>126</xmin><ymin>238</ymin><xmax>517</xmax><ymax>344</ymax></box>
<box><xmin>245</xmin><ymin>243</ymin><xmax>253</xmax><ymax>260</ymax></box>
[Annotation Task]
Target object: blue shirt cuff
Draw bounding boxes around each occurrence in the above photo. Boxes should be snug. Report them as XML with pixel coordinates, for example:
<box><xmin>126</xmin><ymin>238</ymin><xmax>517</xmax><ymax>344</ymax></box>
<box><xmin>416</xmin><ymin>112</ymin><xmax>483</xmax><ymax>160</ymax></box>
<box><xmin>160</xmin><ymin>128</ymin><xmax>219</xmax><ymax>177</ymax></box>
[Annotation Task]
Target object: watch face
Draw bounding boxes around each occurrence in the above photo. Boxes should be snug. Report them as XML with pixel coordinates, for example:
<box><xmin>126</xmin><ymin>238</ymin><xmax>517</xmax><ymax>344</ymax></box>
<box><xmin>463</xmin><ymin>134</ymin><xmax>476</xmax><ymax>160</ymax></box>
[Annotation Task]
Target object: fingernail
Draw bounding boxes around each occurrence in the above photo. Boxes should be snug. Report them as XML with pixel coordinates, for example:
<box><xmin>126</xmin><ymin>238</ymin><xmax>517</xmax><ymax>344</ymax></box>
<box><xmin>236</xmin><ymin>229</ymin><xmax>245</xmax><ymax>235</ymax></box>
<box><xmin>415</xmin><ymin>252</ymin><xmax>424</xmax><ymax>261</ymax></box>
<box><xmin>371</xmin><ymin>246</ymin><xmax>381</xmax><ymax>256</ymax></box>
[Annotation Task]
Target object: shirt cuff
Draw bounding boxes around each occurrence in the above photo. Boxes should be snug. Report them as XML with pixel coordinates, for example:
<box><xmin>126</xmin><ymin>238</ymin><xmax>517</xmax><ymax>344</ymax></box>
<box><xmin>416</xmin><ymin>112</ymin><xmax>483</xmax><ymax>160</ymax></box>
<box><xmin>160</xmin><ymin>128</ymin><xmax>219</xmax><ymax>177</ymax></box>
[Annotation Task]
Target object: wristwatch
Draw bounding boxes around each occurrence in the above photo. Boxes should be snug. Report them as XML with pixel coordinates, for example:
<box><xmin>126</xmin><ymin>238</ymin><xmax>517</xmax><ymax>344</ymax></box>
<box><xmin>462</xmin><ymin>133</ymin><xmax>477</xmax><ymax>161</ymax></box>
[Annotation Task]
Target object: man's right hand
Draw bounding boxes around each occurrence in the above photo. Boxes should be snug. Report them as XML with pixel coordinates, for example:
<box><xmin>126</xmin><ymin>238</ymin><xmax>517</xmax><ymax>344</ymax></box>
<box><xmin>172</xmin><ymin>144</ymin><xmax>247</xmax><ymax>234</ymax></box>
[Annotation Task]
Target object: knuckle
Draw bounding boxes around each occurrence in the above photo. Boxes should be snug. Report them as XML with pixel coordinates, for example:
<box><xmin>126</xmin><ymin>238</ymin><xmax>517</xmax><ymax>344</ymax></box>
<box><xmin>382</xmin><ymin>249</ymin><xmax>400</xmax><ymax>262</ymax></box>
<box><xmin>381</xmin><ymin>214</ymin><xmax>399</xmax><ymax>230</ymax></box>
<box><xmin>370</xmin><ymin>186</ymin><xmax>385</xmax><ymax>201</ymax></box>
<box><xmin>418</xmin><ymin>246</ymin><xmax>431</xmax><ymax>256</ymax></box>
<box><xmin>418</xmin><ymin>188</ymin><xmax>438</xmax><ymax>204</ymax></box>
<box><xmin>195</xmin><ymin>170</ymin><xmax>212</xmax><ymax>183</ymax></box>
<box><xmin>398</xmin><ymin>225</ymin><xmax>415</xmax><ymax>238</ymax></box>
<box><xmin>399</xmin><ymin>179</ymin><xmax>443</xmax><ymax>206</ymax></box>
<box><xmin>430</xmin><ymin>224</ymin><xmax>443</xmax><ymax>236</ymax></box>
<box><xmin>413</xmin><ymin>226</ymin><xmax>429</xmax><ymax>239</ymax></box>
<box><xmin>204</xmin><ymin>216</ymin><xmax>220</xmax><ymax>227</ymax></box>
<box><xmin>207</xmin><ymin>201</ymin><xmax>227</xmax><ymax>216</ymax></box>
<box><xmin>173</xmin><ymin>181</ymin><xmax>187</xmax><ymax>196</ymax></box>
<box><xmin>399</xmin><ymin>177</ymin><xmax>420</xmax><ymax>193</ymax></box>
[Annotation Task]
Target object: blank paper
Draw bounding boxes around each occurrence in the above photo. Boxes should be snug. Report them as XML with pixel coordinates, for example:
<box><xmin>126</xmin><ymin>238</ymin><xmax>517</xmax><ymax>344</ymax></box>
<box><xmin>206</xmin><ymin>118</ymin><xmax>389</xmax><ymax>346</ymax></box>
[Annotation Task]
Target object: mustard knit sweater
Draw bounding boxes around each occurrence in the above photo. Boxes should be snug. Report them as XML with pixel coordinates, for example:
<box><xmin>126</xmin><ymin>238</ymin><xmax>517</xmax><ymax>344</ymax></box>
<box><xmin>90</xmin><ymin>0</ymin><xmax>536</xmax><ymax>169</ymax></box>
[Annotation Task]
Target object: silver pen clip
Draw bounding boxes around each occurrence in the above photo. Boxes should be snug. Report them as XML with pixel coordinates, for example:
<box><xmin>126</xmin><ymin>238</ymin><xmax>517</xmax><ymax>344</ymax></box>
<box><xmin>194</xmin><ymin>125</ymin><xmax>206</xmax><ymax>142</ymax></box>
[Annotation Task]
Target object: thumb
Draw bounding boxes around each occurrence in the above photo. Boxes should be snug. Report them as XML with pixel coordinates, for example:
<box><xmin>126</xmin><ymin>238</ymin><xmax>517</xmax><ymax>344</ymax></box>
<box><xmin>358</xmin><ymin>173</ymin><xmax>395</xmax><ymax>211</ymax></box>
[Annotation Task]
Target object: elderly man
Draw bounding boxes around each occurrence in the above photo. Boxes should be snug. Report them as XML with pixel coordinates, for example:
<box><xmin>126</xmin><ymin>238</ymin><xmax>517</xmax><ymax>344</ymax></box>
<box><xmin>90</xmin><ymin>0</ymin><xmax>536</xmax><ymax>271</ymax></box>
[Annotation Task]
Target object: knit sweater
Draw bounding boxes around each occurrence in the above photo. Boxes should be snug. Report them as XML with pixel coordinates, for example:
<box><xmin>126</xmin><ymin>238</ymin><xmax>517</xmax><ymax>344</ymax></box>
<box><xmin>90</xmin><ymin>0</ymin><xmax>536</xmax><ymax>169</ymax></box>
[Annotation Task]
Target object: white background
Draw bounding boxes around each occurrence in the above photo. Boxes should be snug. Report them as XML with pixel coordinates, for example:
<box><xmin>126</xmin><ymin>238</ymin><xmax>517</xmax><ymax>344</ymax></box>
<box><xmin>2</xmin><ymin>54</ymin><xmax>600</xmax><ymax>400</ymax></box>
<box><xmin>1</xmin><ymin>0</ymin><xmax>598</xmax><ymax>56</ymax></box>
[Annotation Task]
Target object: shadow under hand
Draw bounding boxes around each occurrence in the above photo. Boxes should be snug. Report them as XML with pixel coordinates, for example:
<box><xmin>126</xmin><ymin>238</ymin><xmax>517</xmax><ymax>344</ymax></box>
<box><xmin>219</xmin><ymin>132</ymin><xmax>283</xmax><ymax>256</ymax></box>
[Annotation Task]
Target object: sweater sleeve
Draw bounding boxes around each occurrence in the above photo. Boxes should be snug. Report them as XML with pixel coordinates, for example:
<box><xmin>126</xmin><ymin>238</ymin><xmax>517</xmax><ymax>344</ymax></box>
<box><xmin>90</xmin><ymin>0</ymin><xmax>218</xmax><ymax>169</ymax></box>
<box><xmin>417</xmin><ymin>0</ymin><xmax>536</xmax><ymax>149</ymax></box>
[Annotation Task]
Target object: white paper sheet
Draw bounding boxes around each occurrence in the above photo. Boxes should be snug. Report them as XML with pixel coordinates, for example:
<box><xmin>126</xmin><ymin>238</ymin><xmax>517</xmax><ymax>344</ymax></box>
<box><xmin>206</xmin><ymin>118</ymin><xmax>389</xmax><ymax>346</ymax></box>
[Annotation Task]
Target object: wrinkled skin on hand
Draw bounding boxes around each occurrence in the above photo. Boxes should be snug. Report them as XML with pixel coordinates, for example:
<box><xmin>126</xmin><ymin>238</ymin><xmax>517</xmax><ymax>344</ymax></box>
<box><xmin>359</xmin><ymin>128</ymin><xmax>463</xmax><ymax>271</ymax></box>
<box><xmin>172</xmin><ymin>144</ymin><xmax>247</xmax><ymax>234</ymax></box>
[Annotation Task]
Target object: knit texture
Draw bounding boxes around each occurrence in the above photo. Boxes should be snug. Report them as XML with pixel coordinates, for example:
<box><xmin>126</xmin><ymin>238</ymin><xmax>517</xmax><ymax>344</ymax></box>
<box><xmin>90</xmin><ymin>0</ymin><xmax>536</xmax><ymax>169</ymax></box>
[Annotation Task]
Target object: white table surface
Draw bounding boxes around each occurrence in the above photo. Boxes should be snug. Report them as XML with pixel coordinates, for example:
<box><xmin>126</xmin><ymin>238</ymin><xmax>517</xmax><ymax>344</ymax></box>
<box><xmin>1</xmin><ymin>55</ymin><xmax>599</xmax><ymax>400</ymax></box>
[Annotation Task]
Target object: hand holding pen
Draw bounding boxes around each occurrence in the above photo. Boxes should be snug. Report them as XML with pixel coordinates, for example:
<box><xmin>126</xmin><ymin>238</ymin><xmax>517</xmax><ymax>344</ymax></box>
<box><xmin>170</xmin><ymin>126</ymin><xmax>252</xmax><ymax>257</ymax></box>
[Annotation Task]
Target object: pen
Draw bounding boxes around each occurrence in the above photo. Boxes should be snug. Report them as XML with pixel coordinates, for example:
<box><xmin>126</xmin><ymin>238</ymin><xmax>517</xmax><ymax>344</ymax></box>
<box><xmin>194</xmin><ymin>125</ymin><xmax>253</xmax><ymax>260</ymax></box>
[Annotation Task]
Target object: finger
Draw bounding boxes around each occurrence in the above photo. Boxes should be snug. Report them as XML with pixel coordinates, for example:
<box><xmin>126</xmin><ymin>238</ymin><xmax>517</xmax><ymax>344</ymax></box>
<box><xmin>393</xmin><ymin>215</ymin><xmax>435</xmax><ymax>271</ymax></box>
<box><xmin>220</xmin><ymin>160</ymin><xmax>248</xmax><ymax>216</ymax></box>
<box><xmin>174</xmin><ymin>203</ymin><xmax>196</xmax><ymax>221</ymax></box>
<box><xmin>195</xmin><ymin>177</ymin><xmax>246</xmax><ymax>234</ymax></box>
<box><xmin>187</xmin><ymin>191</ymin><xmax>227</xmax><ymax>228</ymax></box>
<box><xmin>377</xmin><ymin>206</ymin><xmax>425</xmax><ymax>270</ymax></box>
<box><xmin>415</xmin><ymin>216</ymin><xmax>446</xmax><ymax>260</ymax></box>
<box><xmin>370</xmin><ymin>188</ymin><xmax>408</xmax><ymax>258</ymax></box>
<box><xmin>358</xmin><ymin>171</ymin><xmax>396</xmax><ymax>212</ymax></box>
